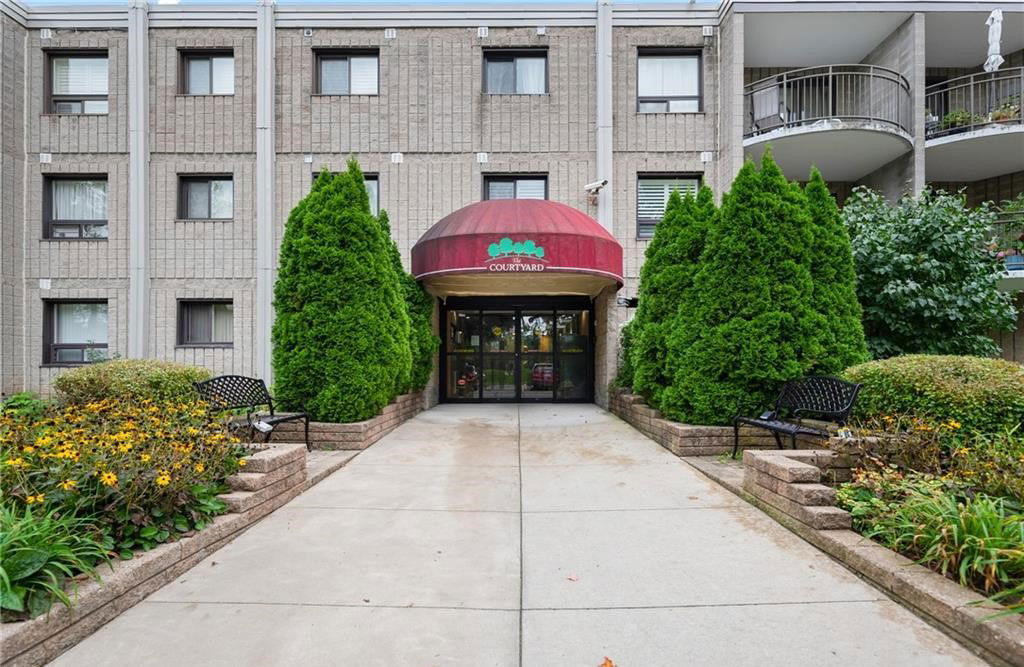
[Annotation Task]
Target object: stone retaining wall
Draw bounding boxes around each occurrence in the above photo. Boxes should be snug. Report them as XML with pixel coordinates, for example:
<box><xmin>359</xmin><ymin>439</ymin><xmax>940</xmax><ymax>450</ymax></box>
<box><xmin>609</xmin><ymin>389</ymin><xmax>819</xmax><ymax>456</ymax></box>
<box><xmin>270</xmin><ymin>391</ymin><xmax>424</xmax><ymax>450</ymax></box>
<box><xmin>742</xmin><ymin>450</ymin><xmax>853</xmax><ymax>530</ymax></box>
<box><xmin>0</xmin><ymin>442</ymin><xmax>309</xmax><ymax>667</ymax></box>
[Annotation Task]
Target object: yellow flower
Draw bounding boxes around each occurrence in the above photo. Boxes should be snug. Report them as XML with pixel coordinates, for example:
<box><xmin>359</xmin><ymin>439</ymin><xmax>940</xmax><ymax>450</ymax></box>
<box><xmin>140</xmin><ymin>453</ymin><xmax>152</xmax><ymax>463</ymax></box>
<box><xmin>946</xmin><ymin>419</ymin><xmax>961</xmax><ymax>430</ymax></box>
<box><xmin>237</xmin><ymin>458</ymin><xmax>247</xmax><ymax>467</ymax></box>
<box><xmin>194</xmin><ymin>463</ymin><xmax>205</xmax><ymax>473</ymax></box>
<box><xmin>155</xmin><ymin>473</ymin><xmax>171</xmax><ymax>487</ymax></box>
<box><xmin>25</xmin><ymin>494</ymin><xmax>38</xmax><ymax>504</ymax></box>
<box><xmin>5</xmin><ymin>457</ymin><xmax>25</xmax><ymax>467</ymax></box>
<box><xmin>59</xmin><ymin>479</ymin><xmax>77</xmax><ymax>491</ymax></box>
<box><xmin>23</xmin><ymin>445</ymin><xmax>35</xmax><ymax>454</ymax></box>
<box><xmin>100</xmin><ymin>471</ymin><xmax>118</xmax><ymax>487</ymax></box>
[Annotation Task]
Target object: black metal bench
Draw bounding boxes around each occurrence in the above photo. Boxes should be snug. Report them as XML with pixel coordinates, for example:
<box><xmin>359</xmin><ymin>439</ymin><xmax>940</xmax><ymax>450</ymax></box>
<box><xmin>732</xmin><ymin>376</ymin><xmax>861</xmax><ymax>457</ymax></box>
<box><xmin>194</xmin><ymin>375</ymin><xmax>310</xmax><ymax>451</ymax></box>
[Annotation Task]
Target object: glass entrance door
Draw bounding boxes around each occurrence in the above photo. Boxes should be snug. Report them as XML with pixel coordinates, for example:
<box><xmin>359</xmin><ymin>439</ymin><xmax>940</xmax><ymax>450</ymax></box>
<box><xmin>442</xmin><ymin>299</ymin><xmax>593</xmax><ymax>402</ymax></box>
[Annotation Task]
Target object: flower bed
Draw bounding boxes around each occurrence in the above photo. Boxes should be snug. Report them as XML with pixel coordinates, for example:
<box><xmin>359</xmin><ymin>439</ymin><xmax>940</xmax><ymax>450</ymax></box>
<box><xmin>1</xmin><ymin>397</ymin><xmax>245</xmax><ymax>621</ymax></box>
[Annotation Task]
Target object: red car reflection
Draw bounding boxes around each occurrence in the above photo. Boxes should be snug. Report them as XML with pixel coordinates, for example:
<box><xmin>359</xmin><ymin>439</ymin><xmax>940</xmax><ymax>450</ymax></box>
<box><xmin>531</xmin><ymin>363</ymin><xmax>557</xmax><ymax>390</ymax></box>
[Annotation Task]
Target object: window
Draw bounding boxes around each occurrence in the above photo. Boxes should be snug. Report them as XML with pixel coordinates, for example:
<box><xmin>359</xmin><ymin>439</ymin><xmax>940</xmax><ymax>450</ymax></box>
<box><xmin>178</xmin><ymin>300</ymin><xmax>233</xmax><ymax>346</ymax></box>
<box><xmin>44</xmin><ymin>176</ymin><xmax>108</xmax><ymax>239</ymax></box>
<box><xmin>47</xmin><ymin>52</ymin><xmax>108</xmax><ymax>114</ymax></box>
<box><xmin>483</xmin><ymin>175</ymin><xmax>547</xmax><ymax>200</ymax></box>
<box><xmin>181</xmin><ymin>51</ymin><xmax>234</xmax><ymax>95</ymax></box>
<box><xmin>637</xmin><ymin>175</ymin><xmax>700</xmax><ymax>238</ymax></box>
<box><xmin>315</xmin><ymin>50</ymin><xmax>379</xmax><ymax>95</ymax></box>
<box><xmin>310</xmin><ymin>172</ymin><xmax>379</xmax><ymax>214</ymax></box>
<box><xmin>43</xmin><ymin>301</ymin><xmax>108</xmax><ymax>364</ymax></box>
<box><xmin>179</xmin><ymin>176</ymin><xmax>233</xmax><ymax>220</ymax></box>
<box><xmin>637</xmin><ymin>50</ymin><xmax>701</xmax><ymax>113</ymax></box>
<box><xmin>484</xmin><ymin>50</ymin><xmax>547</xmax><ymax>94</ymax></box>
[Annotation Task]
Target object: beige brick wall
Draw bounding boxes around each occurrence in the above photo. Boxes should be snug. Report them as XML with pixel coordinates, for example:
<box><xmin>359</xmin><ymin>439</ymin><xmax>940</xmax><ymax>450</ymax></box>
<box><xmin>1</xmin><ymin>15</ymin><xmax>27</xmax><ymax>395</ymax></box>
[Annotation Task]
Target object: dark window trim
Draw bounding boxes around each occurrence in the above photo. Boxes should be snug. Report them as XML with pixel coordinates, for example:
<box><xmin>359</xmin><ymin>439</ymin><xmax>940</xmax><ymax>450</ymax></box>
<box><xmin>178</xmin><ymin>48</ymin><xmax>235</xmax><ymax>96</ymax></box>
<box><xmin>312</xmin><ymin>48</ymin><xmax>380</xmax><ymax>96</ymax></box>
<box><xmin>42</xmin><ymin>173</ymin><xmax>109</xmax><ymax>241</ymax></box>
<box><xmin>636</xmin><ymin>172</ymin><xmax>703</xmax><ymax>240</ymax></box>
<box><xmin>43</xmin><ymin>48</ymin><xmax>109</xmax><ymax>115</ymax></box>
<box><xmin>636</xmin><ymin>48</ymin><xmax>703</xmax><ymax>113</ymax></box>
<box><xmin>176</xmin><ymin>299</ymin><xmax>234</xmax><ymax>348</ymax></box>
<box><xmin>177</xmin><ymin>174</ymin><xmax>234</xmax><ymax>220</ymax></box>
<box><xmin>42</xmin><ymin>298</ymin><xmax>108</xmax><ymax>366</ymax></box>
<box><xmin>482</xmin><ymin>48</ymin><xmax>549</xmax><ymax>95</ymax></box>
<box><xmin>482</xmin><ymin>173</ymin><xmax>549</xmax><ymax>201</ymax></box>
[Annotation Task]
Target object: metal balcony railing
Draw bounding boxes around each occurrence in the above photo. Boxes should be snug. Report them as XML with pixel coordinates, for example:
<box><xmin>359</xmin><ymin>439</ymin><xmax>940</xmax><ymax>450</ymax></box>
<box><xmin>991</xmin><ymin>210</ymin><xmax>1024</xmax><ymax>275</ymax></box>
<box><xmin>743</xmin><ymin>65</ymin><xmax>912</xmax><ymax>138</ymax></box>
<box><xmin>926</xmin><ymin>67</ymin><xmax>1024</xmax><ymax>139</ymax></box>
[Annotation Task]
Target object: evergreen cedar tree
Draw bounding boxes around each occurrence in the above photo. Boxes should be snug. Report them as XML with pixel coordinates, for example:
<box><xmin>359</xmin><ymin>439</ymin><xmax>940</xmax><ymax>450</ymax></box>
<box><xmin>379</xmin><ymin>209</ymin><xmax>441</xmax><ymax>392</ymax></box>
<box><xmin>804</xmin><ymin>167</ymin><xmax>869</xmax><ymax>373</ymax></box>
<box><xmin>842</xmin><ymin>186</ymin><xmax>1016</xmax><ymax>359</ymax></box>
<box><xmin>272</xmin><ymin>162</ymin><xmax>412</xmax><ymax>423</ymax></box>
<box><xmin>629</xmin><ymin>185</ymin><xmax>715</xmax><ymax>411</ymax></box>
<box><xmin>660</xmin><ymin>151</ymin><xmax>852</xmax><ymax>425</ymax></box>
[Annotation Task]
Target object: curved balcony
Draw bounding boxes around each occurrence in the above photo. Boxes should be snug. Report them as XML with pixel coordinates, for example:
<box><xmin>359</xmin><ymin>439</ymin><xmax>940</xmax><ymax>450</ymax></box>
<box><xmin>743</xmin><ymin>65</ymin><xmax>913</xmax><ymax>181</ymax></box>
<box><xmin>925</xmin><ymin>67</ymin><xmax>1024</xmax><ymax>182</ymax></box>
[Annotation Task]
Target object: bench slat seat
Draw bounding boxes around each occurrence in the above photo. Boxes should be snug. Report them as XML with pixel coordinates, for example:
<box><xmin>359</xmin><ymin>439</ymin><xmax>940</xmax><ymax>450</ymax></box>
<box><xmin>195</xmin><ymin>375</ymin><xmax>311</xmax><ymax>451</ymax></box>
<box><xmin>733</xmin><ymin>376</ymin><xmax>861</xmax><ymax>457</ymax></box>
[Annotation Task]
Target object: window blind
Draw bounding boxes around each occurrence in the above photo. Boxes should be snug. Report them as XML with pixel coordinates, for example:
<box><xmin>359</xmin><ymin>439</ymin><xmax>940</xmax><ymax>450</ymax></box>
<box><xmin>52</xmin><ymin>57</ymin><xmax>108</xmax><ymax>95</ymax></box>
<box><xmin>637</xmin><ymin>177</ymin><xmax>699</xmax><ymax>237</ymax></box>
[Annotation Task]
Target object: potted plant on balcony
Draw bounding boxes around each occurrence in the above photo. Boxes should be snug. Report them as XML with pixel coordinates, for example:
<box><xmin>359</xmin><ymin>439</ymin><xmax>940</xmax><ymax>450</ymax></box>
<box><xmin>994</xmin><ymin>194</ymin><xmax>1024</xmax><ymax>273</ymax></box>
<box><xmin>989</xmin><ymin>101</ymin><xmax>1020</xmax><ymax>123</ymax></box>
<box><xmin>939</xmin><ymin>108</ymin><xmax>984</xmax><ymax>134</ymax></box>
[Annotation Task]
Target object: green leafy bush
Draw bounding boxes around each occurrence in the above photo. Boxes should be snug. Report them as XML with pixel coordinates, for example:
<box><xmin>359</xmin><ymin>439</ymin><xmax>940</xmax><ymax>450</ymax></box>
<box><xmin>1</xmin><ymin>393</ymin><xmax>49</xmax><ymax>421</ymax></box>
<box><xmin>844</xmin><ymin>355</ymin><xmax>1024</xmax><ymax>433</ymax></box>
<box><xmin>631</xmin><ymin>186</ymin><xmax>715</xmax><ymax>410</ymax></box>
<box><xmin>0</xmin><ymin>506</ymin><xmax>109</xmax><ymax>620</ymax></box>
<box><xmin>272</xmin><ymin>162</ymin><xmax>412</xmax><ymax>422</ymax></box>
<box><xmin>843</xmin><ymin>187</ymin><xmax>1016</xmax><ymax>358</ymax></box>
<box><xmin>665</xmin><ymin>153</ymin><xmax>824</xmax><ymax>424</ymax></box>
<box><xmin>52</xmin><ymin>359</ymin><xmax>210</xmax><ymax>404</ymax></box>
<box><xmin>804</xmin><ymin>168</ymin><xmax>869</xmax><ymax>373</ymax></box>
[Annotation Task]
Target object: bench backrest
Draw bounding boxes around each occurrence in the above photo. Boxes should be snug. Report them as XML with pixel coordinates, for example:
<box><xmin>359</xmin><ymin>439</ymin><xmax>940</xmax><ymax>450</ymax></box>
<box><xmin>775</xmin><ymin>376</ymin><xmax>861</xmax><ymax>424</ymax></box>
<box><xmin>194</xmin><ymin>375</ymin><xmax>275</xmax><ymax>414</ymax></box>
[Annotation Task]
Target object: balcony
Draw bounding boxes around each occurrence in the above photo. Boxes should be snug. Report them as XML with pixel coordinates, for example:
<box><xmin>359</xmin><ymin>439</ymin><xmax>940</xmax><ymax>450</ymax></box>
<box><xmin>925</xmin><ymin>67</ymin><xmax>1024</xmax><ymax>182</ymax></box>
<box><xmin>743</xmin><ymin>65</ymin><xmax>913</xmax><ymax>182</ymax></box>
<box><xmin>992</xmin><ymin>210</ymin><xmax>1024</xmax><ymax>291</ymax></box>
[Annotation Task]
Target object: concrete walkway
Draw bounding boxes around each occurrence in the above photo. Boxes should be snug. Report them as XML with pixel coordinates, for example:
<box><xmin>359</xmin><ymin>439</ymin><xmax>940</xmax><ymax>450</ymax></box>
<box><xmin>54</xmin><ymin>404</ymin><xmax>983</xmax><ymax>666</ymax></box>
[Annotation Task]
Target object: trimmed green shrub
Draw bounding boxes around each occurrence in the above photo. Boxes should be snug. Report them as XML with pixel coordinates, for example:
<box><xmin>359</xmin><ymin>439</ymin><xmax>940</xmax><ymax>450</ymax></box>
<box><xmin>272</xmin><ymin>161</ymin><xmax>412</xmax><ymax>422</ymax></box>
<box><xmin>614</xmin><ymin>319</ymin><xmax>636</xmax><ymax>390</ymax></box>
<box><xmin>844</xmin><ymin>354</ymin><xmax>1024</xmax><ymax>433</ymax></box>
<box><xmin>631</xmin><ymin>188</ymin><xmax>715</xmax><ymax>409</ymax></box>
<box><xmin>843</xmin><ymin>187</ymin><xmax>1017</xmax><ymax>359</ymax></box>
<box><xmin>665</xmin><ymin>152</ymin><xmax>824</xmax><ymax>424</ymax></box>
<box><xmin>804</xmin><ymin>168</ymin><xmax>869</xmax><ymax>373</ymax></box>
<box><xmin>379</xmin><ymin>209</ymin><xmax>439</xmax><ymax>392</ymax></box>
<box><xmin>52</xmin><ymin>359</ymin><xmax>209</xmax><ymax>404</ymax></box>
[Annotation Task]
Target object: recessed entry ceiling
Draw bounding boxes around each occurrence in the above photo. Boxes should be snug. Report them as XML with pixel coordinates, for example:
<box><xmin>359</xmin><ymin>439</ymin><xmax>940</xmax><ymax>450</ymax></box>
<box><xmin>745</xmin><ymin>13</ymin><xmax>911</xmax><ymax>67</ymax></box>
<box><xmin>926</xmin><ymin>12</ymin><xmax>1024</xmax><ymax>68</ymax></box>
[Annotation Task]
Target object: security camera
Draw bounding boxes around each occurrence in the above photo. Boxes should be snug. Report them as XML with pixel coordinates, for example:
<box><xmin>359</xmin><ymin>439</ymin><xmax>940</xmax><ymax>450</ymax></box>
<box><xmin>584</xmin><ymin>179</ymin><xmax>608</xmax><ymax>193</ymax></box>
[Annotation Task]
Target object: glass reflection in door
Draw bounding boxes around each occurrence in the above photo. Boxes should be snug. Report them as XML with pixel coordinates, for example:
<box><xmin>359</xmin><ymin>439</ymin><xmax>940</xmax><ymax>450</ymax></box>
<box><xmin>482</xmin><ymin>312</ymin><xmax>516</xmax><ymax>399</ymax></box>
<box><xmin>446</xmin><ymin>311</ymin><xmax>480</xmax><ymax>399</ymax></box>
<box><xmin>557</xmin><ymin>310</ymin><xmax>589</xmax><ymax>399</ymax></box>
<box><xmin>520</xmin><ymin>311</ymin><xmax>554</xmax><ymax>399</ymax></box>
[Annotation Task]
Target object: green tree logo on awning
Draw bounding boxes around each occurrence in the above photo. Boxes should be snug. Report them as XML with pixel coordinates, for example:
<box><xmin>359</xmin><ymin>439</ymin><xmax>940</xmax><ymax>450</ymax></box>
<box><xmin>487</xmin><ymin>237</ymin><xmax>546</xmax><ymax>259</ymax></box>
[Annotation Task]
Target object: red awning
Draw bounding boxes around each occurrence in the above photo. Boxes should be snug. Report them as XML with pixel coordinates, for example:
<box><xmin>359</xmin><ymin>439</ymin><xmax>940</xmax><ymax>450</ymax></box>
<box><xmin>411</xmin><ymin>200</ymin><xmax>623</xmax><ymax>297</ymax></box>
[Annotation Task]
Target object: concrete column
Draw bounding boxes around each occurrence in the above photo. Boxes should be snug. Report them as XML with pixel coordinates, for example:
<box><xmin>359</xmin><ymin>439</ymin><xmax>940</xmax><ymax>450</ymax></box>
<box><xmin>911</xmin><ymin>12</ymin><xmax>926</xmax><ymax>195</ymax></box>
<box><xmin>127</xmin><ymin>0</ymin><xmax>149</xmax><ymax>358</ymax></box>
<box><xmin>595</xmin><ymin>0</ymin><xmax>613</xmax><ymax>232</ymax></box>
<box><xmin>254</xmin><ymin>0</ymin><xmax>276</xmax><ymax>383</ymax></box>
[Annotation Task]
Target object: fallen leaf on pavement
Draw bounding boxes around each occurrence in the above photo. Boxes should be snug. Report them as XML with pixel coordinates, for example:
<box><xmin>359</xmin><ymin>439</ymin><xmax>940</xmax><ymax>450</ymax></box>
<box><xmin>567</xmin><ymin>574</ymin><xmax>579</xmax><ymax>582</ymax></box>
<box><xmin>599</xmin><ymin>658</ymin><xmax>615</xmax><ymax>667</ymax></box>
